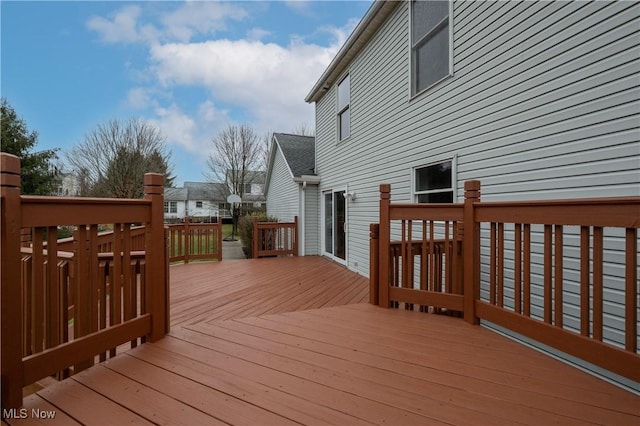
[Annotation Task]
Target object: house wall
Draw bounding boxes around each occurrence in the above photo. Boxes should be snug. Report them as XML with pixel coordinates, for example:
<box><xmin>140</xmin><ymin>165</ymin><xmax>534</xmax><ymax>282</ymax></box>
<box><xmin>164</xmin><ymin>200</ymin><xmax>187</xmax><ymax>221</ymax></box>
<box><xmin>266</xmin><ymin>145</ymin><xmax>300</xmax><ymax>222</ymax></box>
<box><xmin>314</xmin><ymin>1</ymin><xmax>639</xmax><ymax>349</ymax></box>
<box><xmin>302</xmin><ymin>185</ymin><xmax>320</xmax><ymax>255</ymax></box>
<box><xmin>186</xmin><ymin>200</ymin><xmax>219</xmax><ymax>218</ymax></box>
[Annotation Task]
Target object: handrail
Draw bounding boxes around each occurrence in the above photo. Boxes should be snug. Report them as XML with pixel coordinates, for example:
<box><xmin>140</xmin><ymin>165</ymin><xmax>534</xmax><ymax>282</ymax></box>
<box><xmin>372</xmin><ymin>181</ymin><xmax>640</xmax><ymax>383</ymax></box>
<box><xmin>166</xmin><ymin>221</ymin><xmax>223</xmax><ymax>263</ymax></box>
<box><xmin>253</xmin><ymin>217</ymin><xmax>298</xmax><ymax>258</ymax></box>
<box><xmin>1</xmin><ymin>152</ymin><xmax>168</xmax><ymax>410</ymax></box>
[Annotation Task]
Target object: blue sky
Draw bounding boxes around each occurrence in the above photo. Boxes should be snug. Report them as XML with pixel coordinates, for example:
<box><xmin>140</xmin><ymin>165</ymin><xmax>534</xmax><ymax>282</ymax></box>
<box><xmin>1</xmin><ymin>0</ymin><xmax>372</xmax><ymax>185</ymax></box>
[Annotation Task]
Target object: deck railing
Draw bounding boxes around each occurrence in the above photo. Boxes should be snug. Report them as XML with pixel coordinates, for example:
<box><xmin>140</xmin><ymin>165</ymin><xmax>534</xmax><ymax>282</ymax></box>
<box><xmin>371</xmin><ymin>181</ymin><xmax>640</xmax><ymax>382</ymax></box>
<box><xmin>253</xmin><ymin>216</ymin><xmax>298</xmax><ymax>258</ymax></box>
<box><xmin>1</xmin><ymin>153</ymin><xmax>168</xmax><ymax>410</ymax></box>
<box><xmin>166</xmin><ymin>220</ymin><xmax>223</xmax><ymax>263</ymax></box>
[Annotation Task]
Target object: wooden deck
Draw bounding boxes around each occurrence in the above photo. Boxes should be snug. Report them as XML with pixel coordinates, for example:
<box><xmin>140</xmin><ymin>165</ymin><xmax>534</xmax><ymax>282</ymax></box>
<box><xmin>6</xmin><ymin>257</ymin><xmax>640</xmax><ymax>425</ymax></box>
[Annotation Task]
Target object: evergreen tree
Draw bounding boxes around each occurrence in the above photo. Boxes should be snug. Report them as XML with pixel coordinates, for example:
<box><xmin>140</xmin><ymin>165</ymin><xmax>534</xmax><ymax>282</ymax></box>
<box><xmin>1</xmin><ymin>98</ymin><xmax>59</xmax><ymax>195</ymax></box>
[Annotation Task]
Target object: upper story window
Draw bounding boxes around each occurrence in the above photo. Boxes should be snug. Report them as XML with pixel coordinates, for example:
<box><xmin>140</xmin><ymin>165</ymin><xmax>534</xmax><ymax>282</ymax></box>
<box><xmin>243</xmin><ymin>183</ymin><xmax>252</xmax><ymax>194</ymax></box>
<box><xmin>164</xmin><ymin>201</ymin><xmax>178</xmax><ymax>213</ymax></box>
<box><xmin>414</xmin><ymin>159</ymin><xmax>454</xmax><ymax>203</ymax></box>
<box><xmin>196</xmin><ymin>201</ymin><xmax>203</xmax><ymax>208</ymax></box>
<box><xmin>411</xmin><ymin>0</ymin><xmax>452</xmax><ymax>96</ymax></box>
<box><xmin>337</xmin><ymin>74</ymin><xmax>350</xmax><ymax>141</ymax></box>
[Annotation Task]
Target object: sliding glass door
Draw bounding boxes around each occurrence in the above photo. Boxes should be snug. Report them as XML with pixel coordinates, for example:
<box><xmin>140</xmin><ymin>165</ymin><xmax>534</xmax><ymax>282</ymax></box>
<box><xmin>323</xmin><ymin>190</ymin><xmax>346</xmax><ymax>262</ymax></box>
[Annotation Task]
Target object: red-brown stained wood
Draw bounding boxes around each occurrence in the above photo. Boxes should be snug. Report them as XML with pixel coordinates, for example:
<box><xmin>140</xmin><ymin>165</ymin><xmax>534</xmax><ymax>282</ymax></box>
<box><xmin>625</xmin><ymin>227</ymin><xmax>637</xmax><ymax>352</ymax></box>
<box><xmin>580</xmin><ymin>225</ymin><xmax>590</xmax><ymax>336</ymax></box>
<box><xmin>554</xmin><ymin>224</ymin><xmax>563</xmax><ymax>327</ymax></box>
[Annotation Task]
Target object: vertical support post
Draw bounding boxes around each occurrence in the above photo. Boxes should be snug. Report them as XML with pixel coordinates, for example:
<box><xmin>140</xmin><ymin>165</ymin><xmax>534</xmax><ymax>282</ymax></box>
<box><xmin>1</xmin><ymin>153</ymin><xmax>24</xmax><ymax>409</ymax></box>
<box><xmin>369</xmin><ymin>223</ymin><xmax>380</xmax><ymax>305</ymax></box>
<box><xmin>20</xmin><ymin>227</ymin><xmax>31</xmax><ymax>247</ymax></box>
<box><xmin>378</xmin><ymin>184</ymin><xmax>391</xmax><ymax>308</ymax></box>
<box><xmin>293</xmin><ymin>216</ymin><xmax>299</xmax><ymax>256</ymax></box>
<box><xmin>184</xmin><ymin>217</ymin><xmax>190</xmax><ymax>264</ymax></box>
<box><xmin>144</xmin><ymin>173</ymin><xmax>167</xmax><ymax>342</ymax></box>
<box><xmin>217</xmin><ymin>218</ymin><xmax>223</xmax><ymax>261</ymax></box>
<box><xmin>253</xmin><ymin>218</ymin><xmax>259</xmax><ymax>259</ymax></box>
<box><xmin>463</xmin><ymin>180</ymin><xmax>481</xmax><ymax>325</ymax></box>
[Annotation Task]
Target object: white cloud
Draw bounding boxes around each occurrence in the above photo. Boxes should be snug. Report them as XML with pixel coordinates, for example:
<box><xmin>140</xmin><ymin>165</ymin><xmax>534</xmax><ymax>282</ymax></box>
<box><xmin>124</xmin><ymin>87</ymin><xmax>157</xmax><ymax>110</ymax></box>
<box><xmin>86</xmin><ymin>6</ymin><xmax>160</xmax><ymax>44</ymax></box>
<box><xmin>161</xmin><ymin>2</ymin><xmax>248</xmax><ymax>43</ymax></box>
<box><xmin>246</xmin><ymin>27</ymin><xmax>271</xmax><ymax>41</ymax></box>
<box><xmin>148</xmin><ymin>35</ymin><xmax>341</xmax><ymax>133</ymax></box>
<box><xmin>148</xmin><ymin>104</ymin><xmax>198</xmax><ymax>152</ymax></box>
<box><xmin>87</xmin><ymin>2</ymin><xmax>247</xmax><ymax>45</ymax></box>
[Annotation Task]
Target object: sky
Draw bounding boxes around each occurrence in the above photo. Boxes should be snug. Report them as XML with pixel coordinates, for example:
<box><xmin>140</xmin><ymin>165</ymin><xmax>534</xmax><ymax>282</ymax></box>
<box><xmin>1</xmin><ymin>0</ymin><xmax>372</xmax><ymax>185</ymax></box>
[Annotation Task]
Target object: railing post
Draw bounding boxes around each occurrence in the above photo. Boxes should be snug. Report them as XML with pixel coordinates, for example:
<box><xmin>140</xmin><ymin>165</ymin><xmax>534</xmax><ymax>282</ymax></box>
<box><xmin>463</xmin><ymin>180</ymin><xmax>481</xmax><ymax>324</ymax></box>
<box><xmin>293</xmin><ymin>216</ymin><xmax>299</xmax><ymax>256</ymax></box>
<box><xmin>369</xmin><ymin>223</ymin><xmax>380</xmax><ymax>305</ymax></box>
<box><xmin>184</xmin><ymin>217</ymin><xmax>190</xmax><ymax>264</ymax></box>
<box><xmin>217</xmin><ymin>218</ymin><xmax>223</xmax><ymax>261</ymax></box>
<box><xmin>1</xmin><ymin>153</ymin><xmax>25</xmax><ymax>409</ymax></box>
<box><xmin>144</xmin><ymin>173</ymin><xmax>167</xmax><ymax>341</ymax></box>
<box><xmin>253</xmin><ymin>218</ymin><xmax>258</xmax><ymax>259</ymax></box>
<box><xmin>379</xmin><ymin>184</ymin><xmax>391</xmax><ymax>308</ymax></box>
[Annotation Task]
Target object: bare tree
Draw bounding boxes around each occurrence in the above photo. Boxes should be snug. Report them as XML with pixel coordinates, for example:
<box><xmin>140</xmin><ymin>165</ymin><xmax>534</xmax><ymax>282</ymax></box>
<box><xmin>205</xmin><ymin>123</ymin><xmax>262</xmax><ymax>199</ymax></box>
<box><xmin>292</xmin><ymin>123</ymin><xmax>315</xmax><ymax>137</ymax></box>
<box><xmin>66</xmin><ymin>118</ymin><xmax>173</xmax><ymax>198</ymax></box>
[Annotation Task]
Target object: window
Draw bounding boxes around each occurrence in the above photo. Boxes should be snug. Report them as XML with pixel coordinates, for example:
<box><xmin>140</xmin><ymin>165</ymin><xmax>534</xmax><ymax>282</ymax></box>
<box><xmin>169</xmin><ymin>201</ymin><xmax>178</xmax><ymax>213</ymax></box>
<box><xmin>411</xmin><ymin>0</ymin><xmax>451</xmax><ymax>95</ymax></box>
<box><xmin>164</xmin><ymin>201</ymin><xmax>169</xmax><ymax>213</ymax></box>
<box><xmin>196</xmin><ymin>201</ymin><xmax>203</xmax><ymax>208</ymax></box>
<box><xmin>414</xmin><ymin>160</ymin><xmax>454</xmax><ymax>203</ymax></box>
<box><xmin>243</xmin><ymin>183</ymin><xmax>252</xmax><ymax>194</ymax></box>
<box><xmin>337</xmin><ymin>74</ymin><xmax>350</xmax><ymax>140</ymax></box>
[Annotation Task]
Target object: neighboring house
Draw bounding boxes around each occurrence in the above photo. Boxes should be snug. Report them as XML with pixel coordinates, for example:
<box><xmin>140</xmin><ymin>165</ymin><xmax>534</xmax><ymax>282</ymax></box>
<box><xmin>164</xmin><ymin>177</ymin><xmax>266</xmax><ymax>222</ymax></box>
<box><xmin>302</xmin><ymin>0</ymin><xmax>639</xmax><ymax>372</ymax></box>
<box><xmin>54</xmin><ymin>172</ymin><xmax>80</xmax><ymax>197</ymax></box>
<box><xmin>163</xmin><ymin>187</ymin><xmax>188</xmax><ymax>222</ymax></box>
<box><xmin>264</xmin><ymin>133</ymin><xmax>319</xmax><ymax>255</ymax></box>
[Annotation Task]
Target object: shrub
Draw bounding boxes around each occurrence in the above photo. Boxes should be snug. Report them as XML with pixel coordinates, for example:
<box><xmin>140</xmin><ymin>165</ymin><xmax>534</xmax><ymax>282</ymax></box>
<box><xmin>238</xmin><ymin>212</ymin><xmax>278</xmax><ymax>258</ymax></box>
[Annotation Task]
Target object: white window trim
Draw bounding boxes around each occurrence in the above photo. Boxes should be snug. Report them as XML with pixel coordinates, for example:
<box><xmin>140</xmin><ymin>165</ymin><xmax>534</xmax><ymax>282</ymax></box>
<box><xmin>411</xmin><ymin>155</ymin><xmax>457</xmax><ymax>203</ymax></box>
<box><xmin>408</xmin><ymin>0</ymin><xmax>454</xmax><ymax>101</ymax></box>
<box><xmin>336</xmin><ymin>73</ymin><xmax>351</xmax><ymax>143</ymax></box>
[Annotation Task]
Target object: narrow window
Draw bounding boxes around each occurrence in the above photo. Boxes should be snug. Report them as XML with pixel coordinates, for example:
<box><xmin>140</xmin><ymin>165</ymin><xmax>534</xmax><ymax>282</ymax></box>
<box><xmin>337</xmin><ymin>74</ymin><xmax>350</xmax><ymax>140</ymax></box>
<box><xmin>414</xmin><ymin>160</ymin><xmax>454</xmax><ymax>203</ymax></box>
<box><xmin>411</xmin><ymin>0</ymin><xmax>451</xmax><ymax>95</ymax></box>
<box><xmin>164</xmin><ymin>201</ymin><xmax>169</xmax><ymax>214</ymax></box>
<box><xmin>169</xmin><ymin>201</ymin><xmax>178</xmax><ymax>213</ymax></box>
<box><xmin>244</xmin><ymin>183</ymin><xmax>252</xmax><ymax>194</ymax></box>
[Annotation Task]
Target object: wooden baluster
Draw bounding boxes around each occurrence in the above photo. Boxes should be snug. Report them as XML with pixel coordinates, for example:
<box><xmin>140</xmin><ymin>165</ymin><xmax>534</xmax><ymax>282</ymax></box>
<box><xmin>489</xmin><ymin>222</ymin><xmax>496</xmax><ymax>305</ymax></box>
<box><xmin>554</xmin><ymin>225</ymin><xmax>563</xmax><ymax>328</ymax></box>
<box><xmin>497</xmin><ymin>222</ymin><xmax>504</xmax><ymax>308</ymax></box>
<box><xmin>514</xmin><ymin>223</ymin><xmax>522</xmax><ymax>314</ymax></box>
<box><xmin>593</xmin><ymin>227</ymin><xmax>603</xmax><ymax>341</ymax></box>
<box><xmin>579</xmin><ymin>226</ymin><xmax>590</xmax><ymax>336</ymax></box>
<box><xmin>543</xmin><ymin>225</ymin><xmax>553</xmax><ymax>324</ymax></box>
<box><xmin>47</xmin><ymin>226</ymin><xmax>61</xmax><ymax>352</ymax></box>
<box><xmin>625</xmin><ymin>227</ymin><xmax>637</xmax><ymax>352</ymax></box>
<box><xmin>523</xmin><ymin>224</ymin><xmax>531</xmax><ymax>317</ymax></box>
<box><xmin>32</xmin><ymin>227</ymin><xmax>45</xmax><ymax>354</ymax></box>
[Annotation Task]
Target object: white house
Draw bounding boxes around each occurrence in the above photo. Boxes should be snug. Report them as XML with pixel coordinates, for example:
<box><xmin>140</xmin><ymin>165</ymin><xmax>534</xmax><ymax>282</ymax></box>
<box><xmin>264</xmin><ymin>133</ymin><xmax>319</xmax><ymax>255</ymax></box>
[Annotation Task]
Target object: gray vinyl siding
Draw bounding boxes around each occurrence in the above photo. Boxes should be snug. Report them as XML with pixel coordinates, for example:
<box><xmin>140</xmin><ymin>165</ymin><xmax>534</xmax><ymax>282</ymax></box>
<box><xmin>266</xmin><ymin>147</ymin><xmax>299</xmax><ymax>222</ymax></box>
<box><xmin>303</xmin><ymin>185</ymin><xmax>319</xmax><ymax>255</ymax></box>
<box><xmin>313</xmin><ymin>0</ymin><xmax>639</xmax><ymax>351</ymax></box>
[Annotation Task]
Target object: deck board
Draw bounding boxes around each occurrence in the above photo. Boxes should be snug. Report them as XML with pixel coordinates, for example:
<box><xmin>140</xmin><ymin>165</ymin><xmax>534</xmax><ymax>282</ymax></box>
<box><xmin>7</xmin><ymin>257</ymin><xmax>639</xmax><ymax>425</ymax></box>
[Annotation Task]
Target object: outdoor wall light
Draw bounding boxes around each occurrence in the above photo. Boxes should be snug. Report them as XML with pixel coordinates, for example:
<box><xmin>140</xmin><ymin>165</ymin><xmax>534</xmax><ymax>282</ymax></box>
<box><xmin>344</xmin><ymin>191</ymin><xmax>356</xmax><ymax>201</ymax></box>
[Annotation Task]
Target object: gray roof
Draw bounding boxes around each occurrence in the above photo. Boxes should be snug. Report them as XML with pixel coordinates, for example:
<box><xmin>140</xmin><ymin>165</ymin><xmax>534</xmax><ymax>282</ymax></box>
<box><xmin>183</xmin><ymin>182</ymin><xmax>226</xmax><ymax>201</ymax></box>
<box><xmin>165</xmin><ymin>187</ymin><xmax>188</xmax><ymax>201</ymax></box>
<box><xmin>273</xmin><ymin>133</ymin><xmax>316</xmax><ymax>178</ymax></box>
